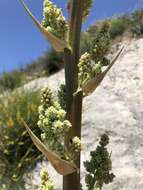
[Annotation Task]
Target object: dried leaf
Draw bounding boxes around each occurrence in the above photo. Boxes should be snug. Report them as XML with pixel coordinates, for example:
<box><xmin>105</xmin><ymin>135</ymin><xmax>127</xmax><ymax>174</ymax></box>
<box><xmin>19</xmin><ymin>0</ymin><xmax>67</xmax><ymax>52</ymax></box>
<box><xmin>83</xmin><ymin>46</ymin><xmax>125</xmax><ymax>96</ymax></box>
<box><xmin>22</xmin><ymin>119</ymin><xmax>78</xmax><ymax>176</ymax></box>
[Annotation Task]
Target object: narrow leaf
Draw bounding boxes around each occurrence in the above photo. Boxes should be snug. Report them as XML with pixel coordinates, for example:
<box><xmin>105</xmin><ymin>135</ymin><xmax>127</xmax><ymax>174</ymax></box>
<box><xmin>22</xmin><ymin>119</ymin><xmax>78</xmax><ymax>176</ymax></box>
<box><xmin>19</xmin><ymin>0</ymin><xmax>67</xmax><ymax>52</ymax></box>
<box><xmin>83</xmin><ymin>46</ymin><xmax>125</xmax><ymax>96</ymax></box>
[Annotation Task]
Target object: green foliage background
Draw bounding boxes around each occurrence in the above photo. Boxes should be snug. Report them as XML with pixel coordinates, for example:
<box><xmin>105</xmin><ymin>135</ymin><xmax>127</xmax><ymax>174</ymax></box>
<box><xmin>0</xmin><ymin>90</ymin><xmax>42</xmax><ymax>190</ymax></box>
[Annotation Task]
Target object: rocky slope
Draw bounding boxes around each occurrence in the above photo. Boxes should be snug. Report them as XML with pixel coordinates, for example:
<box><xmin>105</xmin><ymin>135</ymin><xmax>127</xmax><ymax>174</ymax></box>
<box><xmin>25</xmin><ymin>38</ymin><xmax>143</xmax><ymax>190</ymax></box>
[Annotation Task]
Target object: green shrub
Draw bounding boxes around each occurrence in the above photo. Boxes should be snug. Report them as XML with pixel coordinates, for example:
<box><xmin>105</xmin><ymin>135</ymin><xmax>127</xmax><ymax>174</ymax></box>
<box><xmin>43</xmin><ymin>49</ymin><xmax>63</xmax><ymax>74</ymax></box>
<box><xmin>131</xmin><ymin>10</ymin><xmax>143</xmax><ymax>36</ymax></box>
<box><xmin>0</xmin><ymin>71</ymin><xmax>24</xmax><ymax>91</ymax></box>
<box><xmin>87</xmin><ymin>15</ymin><xmax>131</xmax><ymax>40</ymax></box>
<box><xmin>109</xmin><ymin>16</ymin><xmax>130</xmax><ymax>39</ymax></box>
<box><xmin>24</xmin><ymin>49</ymin><xmax>63</xmax><ymax>77</ymax></box>
<box><xmin>0</xmin><ymin>90</ymin><xmax>42</xmax><ymax>190</ymax></box>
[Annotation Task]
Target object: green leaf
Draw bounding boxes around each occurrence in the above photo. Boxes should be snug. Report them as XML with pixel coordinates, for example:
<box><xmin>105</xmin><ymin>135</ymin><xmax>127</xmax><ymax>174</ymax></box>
<box><xmin>19</xmin><ymin>0</ymin><xmax>67</xmax><ymax>52</ymax></box>
<box><xmin>82</xmin><ymin>46</ymin><xmax>125</xmax><ymax>96</ymax></box>
<box><xmin>22</xmin><ymin>119</ymin><xmax>78</xmax><ymax>176</ymax></box>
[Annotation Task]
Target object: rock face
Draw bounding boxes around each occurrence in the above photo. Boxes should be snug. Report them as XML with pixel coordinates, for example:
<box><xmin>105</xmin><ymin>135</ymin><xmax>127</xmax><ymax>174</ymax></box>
<box><xmin>25</xmin><ymin>38</ymin><xmax>143</xmax><ymax>190</ymax></box>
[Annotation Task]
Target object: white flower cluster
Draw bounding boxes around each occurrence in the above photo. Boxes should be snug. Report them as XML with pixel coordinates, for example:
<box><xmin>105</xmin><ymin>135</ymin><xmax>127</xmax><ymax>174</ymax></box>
<box><xmin>38</xmin><ymin>87</ymin><xmax>82</xmax><ymax>162</ymax></box>
<box><xmin>42</xmin><ymin>0</ymin><xmax>68</xmax><ymax>40</ymax></box>
<box><xmin>78</xmin><ymin>52</ymin><xmax>102</xmax><ymax>86</ymax></box>
<box><xmin>38</xmin><ymin>87</ymin><xmax>71</xmax><ymax>156</ymax></box>
<box><xmin>40</xmin><ymin>168</ymin><xmax>54</xmax><ymax>190</ymax></box>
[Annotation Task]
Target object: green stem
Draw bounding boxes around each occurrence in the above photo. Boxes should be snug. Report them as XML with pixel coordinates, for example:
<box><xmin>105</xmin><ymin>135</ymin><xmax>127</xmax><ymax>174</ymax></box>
<box><xmin>69</xmin><ymin>0</ymin><xmax>83</xmax><ymax>90</ymax></box>
<box><xmin>63</xmin><ymin>1</ymin><xmax>83</xmax><ymax>190</ymax></box>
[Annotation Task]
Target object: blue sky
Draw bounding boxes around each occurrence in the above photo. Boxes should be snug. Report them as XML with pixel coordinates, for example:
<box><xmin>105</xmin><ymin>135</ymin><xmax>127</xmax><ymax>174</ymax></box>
<box><xmin>0</xmin><ymin>0</ymin><xmax>143</xmax><ymax>73</ymax></box>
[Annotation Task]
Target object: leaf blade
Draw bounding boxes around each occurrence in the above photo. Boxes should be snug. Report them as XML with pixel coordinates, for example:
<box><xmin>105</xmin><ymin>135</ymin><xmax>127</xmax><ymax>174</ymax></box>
<box><xmin>21</xmin><ymin>119</ymin><xmax>78</xmax><ymax>176</ymax></box>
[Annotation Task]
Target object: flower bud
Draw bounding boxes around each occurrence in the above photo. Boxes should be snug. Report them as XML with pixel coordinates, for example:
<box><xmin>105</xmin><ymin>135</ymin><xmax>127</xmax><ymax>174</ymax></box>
<box><xmin>41</xmin><ymin>87</ymin><xmax>53</xmax><ymax>108</ymax></box>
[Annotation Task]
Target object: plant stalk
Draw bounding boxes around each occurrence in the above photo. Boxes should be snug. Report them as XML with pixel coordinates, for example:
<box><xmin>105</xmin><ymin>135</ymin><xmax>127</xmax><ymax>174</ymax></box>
<box><xmin>63</xmin><ymin>0</ymin><xmax>83</xmax><ymax>190</ymax></box>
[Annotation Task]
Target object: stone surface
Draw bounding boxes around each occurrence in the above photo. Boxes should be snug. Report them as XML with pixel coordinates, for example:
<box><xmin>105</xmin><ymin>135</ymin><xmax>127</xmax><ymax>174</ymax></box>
<box><xmin>25</xmin><ymin>38</ymin><xmax>143</xmax><ymax>190</ymax></box>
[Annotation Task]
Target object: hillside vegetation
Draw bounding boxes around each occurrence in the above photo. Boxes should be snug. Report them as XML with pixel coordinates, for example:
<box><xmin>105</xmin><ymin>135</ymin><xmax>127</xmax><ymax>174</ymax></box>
<box><xmin>88</xmin><ymin>9</ymin><xmax>143</xmax><ymax>39</ymax></box>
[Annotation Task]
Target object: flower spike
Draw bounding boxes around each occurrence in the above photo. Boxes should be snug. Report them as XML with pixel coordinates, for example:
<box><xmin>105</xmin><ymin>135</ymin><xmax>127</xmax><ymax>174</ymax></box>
<box><xmin>19</xmin><ymin>0</ymin><xmax>67</xmax><ymax>52</ymax></box>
